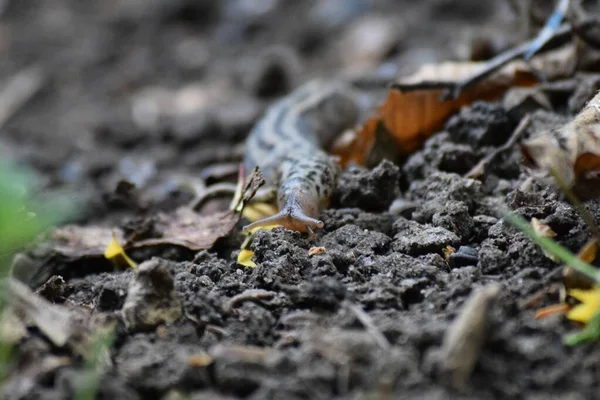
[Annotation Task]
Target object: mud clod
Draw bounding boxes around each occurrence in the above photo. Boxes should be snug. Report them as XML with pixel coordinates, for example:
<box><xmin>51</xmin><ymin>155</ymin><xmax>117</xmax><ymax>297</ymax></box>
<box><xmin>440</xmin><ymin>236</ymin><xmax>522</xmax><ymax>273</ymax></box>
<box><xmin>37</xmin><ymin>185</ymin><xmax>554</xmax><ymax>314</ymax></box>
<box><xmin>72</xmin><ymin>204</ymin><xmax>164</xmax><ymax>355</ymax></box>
<box><xmin>392</xmin><ymin>218</ymin><xmax>460</xmax><ymax>256</ymax></box>
<box><xmin>334</xmin><ymin>160</ymin><xmax>401</xmax><ymax>212</ymax></box>
<box><xmin>445</xmin><ymin>101</ymin><xmax>514</xmax><ymax>147</ymax></box>
<box><xmin>122</xmin><ymin>258</ymin><xmax>183</xmax><ymax>331</ymax></box>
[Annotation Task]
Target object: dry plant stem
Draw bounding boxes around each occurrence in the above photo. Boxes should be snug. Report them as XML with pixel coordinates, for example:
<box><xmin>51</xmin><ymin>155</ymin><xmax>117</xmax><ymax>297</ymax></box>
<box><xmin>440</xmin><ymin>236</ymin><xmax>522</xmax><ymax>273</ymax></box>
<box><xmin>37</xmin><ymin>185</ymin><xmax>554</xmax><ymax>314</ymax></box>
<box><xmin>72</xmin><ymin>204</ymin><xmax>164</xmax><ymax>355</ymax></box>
<box><xmin>465</xmin><ymin>114</ymin><xmax>532</xmax><ymax>179</ymax></box>
<box><xmin>223</xmin><ymin>289</ymin><xmax>276</xmax><ymax>314</ymax></box>
<box><xmin>549</xmin><ymin>167</ymin><xmax>600</xmax><ymax>239</ymax></box>
<box><xmin>345</xmin><ymin>302</ymin><xmax>391</xmax><ymax>351</ymax></box>
<box><xmin>190</xmin><ymin>182</ymin><xmax>237</xmax><ymax>211</ymax></box>
<box><xmin>438</xmin><ymin>283</ymin><xmax>501</xmax><ymax>390</ymax></box>
<box><xmin>444</xmin><ymin>22</ymin><xmax>582</xmax><ymax>99</ymax></box>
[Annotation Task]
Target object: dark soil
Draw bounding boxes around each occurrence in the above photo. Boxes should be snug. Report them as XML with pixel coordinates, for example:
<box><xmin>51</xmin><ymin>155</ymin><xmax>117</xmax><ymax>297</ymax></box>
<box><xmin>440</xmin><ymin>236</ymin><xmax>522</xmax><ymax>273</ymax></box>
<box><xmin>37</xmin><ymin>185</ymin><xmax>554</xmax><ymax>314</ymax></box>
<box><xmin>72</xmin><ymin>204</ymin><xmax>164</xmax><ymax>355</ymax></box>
<box><xmin>3</xmin><ymin>0</ymin><xmax>600</xmax><ymax>399</ymax></box>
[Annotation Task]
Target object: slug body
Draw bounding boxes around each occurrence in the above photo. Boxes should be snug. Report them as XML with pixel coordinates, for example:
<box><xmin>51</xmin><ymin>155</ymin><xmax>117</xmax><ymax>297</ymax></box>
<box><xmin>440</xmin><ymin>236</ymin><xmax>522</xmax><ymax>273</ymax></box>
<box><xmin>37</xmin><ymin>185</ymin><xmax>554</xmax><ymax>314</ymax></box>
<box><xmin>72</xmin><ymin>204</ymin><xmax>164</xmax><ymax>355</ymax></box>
<box><xmin>243</xmin><ymin>80</ymin><xmax>359</xmax><ymax>233</ymax></box>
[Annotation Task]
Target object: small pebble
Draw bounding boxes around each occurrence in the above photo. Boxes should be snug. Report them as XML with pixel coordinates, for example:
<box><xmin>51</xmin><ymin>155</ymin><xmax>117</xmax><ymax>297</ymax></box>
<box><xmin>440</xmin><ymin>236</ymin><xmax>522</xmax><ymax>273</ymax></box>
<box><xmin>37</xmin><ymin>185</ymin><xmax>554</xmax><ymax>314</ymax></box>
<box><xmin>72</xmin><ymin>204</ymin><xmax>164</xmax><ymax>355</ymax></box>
<box><xmin>449</xmin><ymin>246</ymin><xmax>479</xmax><ymax>268</ymax></box>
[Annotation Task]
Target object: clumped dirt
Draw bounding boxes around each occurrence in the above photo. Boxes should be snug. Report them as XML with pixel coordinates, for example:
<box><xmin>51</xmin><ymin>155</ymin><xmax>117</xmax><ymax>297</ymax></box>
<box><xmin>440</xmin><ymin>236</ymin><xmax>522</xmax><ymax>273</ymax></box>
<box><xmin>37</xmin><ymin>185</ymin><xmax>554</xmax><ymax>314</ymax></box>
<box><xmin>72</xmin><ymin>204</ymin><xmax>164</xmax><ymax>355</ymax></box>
<box><xmin>3</xmin><ymin>0</ymin><xmax>600</xmax><ymax>399</ymax></box>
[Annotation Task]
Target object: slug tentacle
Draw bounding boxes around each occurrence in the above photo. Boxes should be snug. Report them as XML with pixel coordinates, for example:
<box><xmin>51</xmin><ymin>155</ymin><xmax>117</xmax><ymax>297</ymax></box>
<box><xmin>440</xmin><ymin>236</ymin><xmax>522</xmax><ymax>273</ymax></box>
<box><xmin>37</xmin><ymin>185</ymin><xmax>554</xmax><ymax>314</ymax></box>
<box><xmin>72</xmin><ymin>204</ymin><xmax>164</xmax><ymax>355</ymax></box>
<box><xmin>241</xmin><ymin>205</ymin><xmax>324</xmax><ymax>234</ymax></box>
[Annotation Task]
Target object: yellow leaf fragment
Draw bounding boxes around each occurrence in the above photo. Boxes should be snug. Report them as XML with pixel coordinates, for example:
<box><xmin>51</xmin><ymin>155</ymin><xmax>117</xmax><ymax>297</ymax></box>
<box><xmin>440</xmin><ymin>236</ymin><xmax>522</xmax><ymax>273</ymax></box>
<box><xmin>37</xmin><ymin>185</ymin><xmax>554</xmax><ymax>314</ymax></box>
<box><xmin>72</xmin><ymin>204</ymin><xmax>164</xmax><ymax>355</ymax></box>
<box><xmin>443</xmin><ymin>245</ymin><xmax>456</xmax><ymax>264</ymax></box>
<box><xmin>104</xmin><ymin>232</ymin><xmax>137</xmax><ymax>269</ymax></box>
<box><xmin>242</xmin><ymin>202</ymin><xmax>278</xmax><ymax>223</ymax></box>
<box><xmin>237</xmin><ymin>223</ymin><xmax>280</xmax><ymax>268</ymax></box>
<box><xmin>237</xmin><ymin>249</ymin><xmax>257</xmax><ymax>268</ymax></box>
<box><xmin>187</xmin><ymin>353</ymin><xmax>213</xmax><ymax>367</ymax></box>
<box><xmin>567</xmin><ymin>286</ymin><xmax>600</xmax><ymax>324</ymax></box>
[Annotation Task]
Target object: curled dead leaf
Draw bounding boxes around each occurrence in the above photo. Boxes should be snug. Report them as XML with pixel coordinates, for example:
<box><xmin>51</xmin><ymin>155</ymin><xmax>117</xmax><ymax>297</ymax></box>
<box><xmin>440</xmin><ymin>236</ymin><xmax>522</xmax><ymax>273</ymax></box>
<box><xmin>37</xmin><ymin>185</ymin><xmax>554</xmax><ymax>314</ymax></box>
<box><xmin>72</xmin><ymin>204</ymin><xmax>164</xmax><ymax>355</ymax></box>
<box><xmin>334</xmin><ymin>44</ymin><xmax>577</xmax><ymax>166</ymax></box>
<box><xmin>522</xmin><ymin>90</ymin><xmax>600</xmax><ymax>200</ymax></box>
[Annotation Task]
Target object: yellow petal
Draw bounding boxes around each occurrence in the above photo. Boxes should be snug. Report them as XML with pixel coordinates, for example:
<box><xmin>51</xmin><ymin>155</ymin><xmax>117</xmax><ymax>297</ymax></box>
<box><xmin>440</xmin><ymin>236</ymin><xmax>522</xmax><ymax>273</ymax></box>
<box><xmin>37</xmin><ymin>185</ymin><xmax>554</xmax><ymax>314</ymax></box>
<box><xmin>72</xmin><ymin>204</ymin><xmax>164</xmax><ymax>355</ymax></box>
<box><xmin>104</xmin><ymin>232</ymin><xmax>137</xmax><ymax>269</ymax></box>
<box><xmin>248</xmin><ymin>224</ymin><xmax>281</xmax><ymax>235</ymax></box>
<box><xmin>566</xmin><ymin>286</ymin><xmax>600</xmax><ymax>324</ymax></box>
<box><xmin>567</xmin><ymin>303</ymin><xmax>596</xmax><ymax>323</ymax></box>
<box><xmin>568</xmin><ymin>287</ymin><xmax>600</xmax><ymax>304</ymax></box>
<box><xmin>237</xmin><ymin>249</ymin><xmax>257</xmax><ymax>268</ymax></box>
<box><xmin>242</xmin><ymin>202</ymin><xmax>278</xmax><ymax>223</ymax></box>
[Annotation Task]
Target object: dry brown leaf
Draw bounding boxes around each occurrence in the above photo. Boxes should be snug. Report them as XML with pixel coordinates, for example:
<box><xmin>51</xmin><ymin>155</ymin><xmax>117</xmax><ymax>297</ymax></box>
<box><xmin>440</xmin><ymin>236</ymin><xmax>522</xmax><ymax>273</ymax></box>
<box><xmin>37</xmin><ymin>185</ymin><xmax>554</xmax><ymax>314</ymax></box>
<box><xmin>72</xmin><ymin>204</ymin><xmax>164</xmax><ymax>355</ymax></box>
<box><xmin>334</xmin><ymin>44</ymin><xmax>576</xmax><ymax>166</ymax></box>
<box><xmin>531</xmin><ymin>217</ymin><xmax>559</xmax><ymax>262</ymax></box>
<box><xmin>50</xmin><ymin>226</ymin><xmax>121</xmax><ymax>258</ymax></box>
<box><xmin>563</xmin><ymin>238</ymin><xmax>598</xmax><ymax>291</ymax></box>
<box><xmin>48</xmin><ymin>168</ymin><xmax>265</xmax><ymax>259</ymax></box>
<box><xmin>522</xmin><ymin>90</ymin><xmax>600</xmax><ymax>200</ymax></box>
<box><xmin>133</xmin><ymin>168</ymin><xmax>265</xmax><ymax>251</ymax></box>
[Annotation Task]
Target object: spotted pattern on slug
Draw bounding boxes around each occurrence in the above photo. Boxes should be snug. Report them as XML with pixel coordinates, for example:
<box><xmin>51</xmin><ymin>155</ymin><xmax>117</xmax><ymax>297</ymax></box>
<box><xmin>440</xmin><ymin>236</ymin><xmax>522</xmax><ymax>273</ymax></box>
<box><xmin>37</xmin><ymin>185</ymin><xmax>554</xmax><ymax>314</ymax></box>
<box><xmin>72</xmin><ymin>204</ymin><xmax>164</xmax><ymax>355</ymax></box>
<box><xmin>242</xmin><ymin>80</ymin><xmax>359</xmax><ymax>233</ymax></box>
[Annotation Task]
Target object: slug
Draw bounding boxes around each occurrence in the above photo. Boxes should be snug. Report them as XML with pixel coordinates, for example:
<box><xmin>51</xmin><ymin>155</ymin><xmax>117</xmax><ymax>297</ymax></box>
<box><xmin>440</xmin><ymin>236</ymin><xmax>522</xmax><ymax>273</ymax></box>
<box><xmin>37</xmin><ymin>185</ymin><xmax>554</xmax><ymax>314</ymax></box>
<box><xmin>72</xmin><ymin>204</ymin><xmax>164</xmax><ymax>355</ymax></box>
<box><xmin>242</xmin><ymin>79</ymin><xmax>360</xmax><ymax>234</ymax></box>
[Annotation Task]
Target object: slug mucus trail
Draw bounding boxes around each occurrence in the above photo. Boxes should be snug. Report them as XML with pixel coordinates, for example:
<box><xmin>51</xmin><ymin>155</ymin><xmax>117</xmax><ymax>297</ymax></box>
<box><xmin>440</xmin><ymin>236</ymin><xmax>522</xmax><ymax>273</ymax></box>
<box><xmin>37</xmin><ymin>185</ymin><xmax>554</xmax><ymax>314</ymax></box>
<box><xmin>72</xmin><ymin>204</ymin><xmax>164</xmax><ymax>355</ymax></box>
<box><xmin>242</xmin><ymin>79</ymin><xmax>360</xmax><ymax>234</ymax></box>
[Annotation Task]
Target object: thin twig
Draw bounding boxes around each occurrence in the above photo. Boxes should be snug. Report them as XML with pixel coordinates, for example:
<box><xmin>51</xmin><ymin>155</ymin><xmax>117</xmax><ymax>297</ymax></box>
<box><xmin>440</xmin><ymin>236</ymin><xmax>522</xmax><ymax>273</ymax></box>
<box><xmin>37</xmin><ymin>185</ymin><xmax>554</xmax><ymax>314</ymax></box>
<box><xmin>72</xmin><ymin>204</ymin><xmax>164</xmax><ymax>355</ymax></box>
<box><xmin>438</xmin><ymin>283</ymin><xmax>501</xmax><ymax>390</ymax></box>
<box><xmin>465</xmin><ymin>114</ymin><xmax>532</xmax><ymax>180</ymax></box>
<box><xmin>345</xmin><ymin>302</ymin><xmax>390</xmax><ymax>351</ymax></box>
<box><xmin>440</xmin><ymin>22</ymin><xmax>584</xmax><ymax>99</ymax></box>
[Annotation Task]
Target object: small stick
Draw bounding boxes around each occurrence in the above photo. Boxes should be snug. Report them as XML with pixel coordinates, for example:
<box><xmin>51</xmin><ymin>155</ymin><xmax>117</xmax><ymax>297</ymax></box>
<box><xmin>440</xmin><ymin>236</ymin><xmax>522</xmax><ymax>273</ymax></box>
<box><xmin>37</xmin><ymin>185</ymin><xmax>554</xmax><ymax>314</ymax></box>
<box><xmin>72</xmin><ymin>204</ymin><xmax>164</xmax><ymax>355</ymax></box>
<box><xmin>465</xmin><ymin>114</ymin><xmax>532</xmax><ymax>180</ymax></box>
<box><xmin>345</xmin><ymin>302</ymin><xmax>391</xmax><ymax>351</ymax></box>
<box><xmin>223</xmin><ymin>289</ymin><xmax>276</xmax><ymax>314</ymax></box>
<box><xmin>438</xmin><ymin>283</ymin><xmax>501</xmax><ymax>390</ymax></box>
<box><xmin>442</xmin><ymin>22</ymin><xmax>582</xmax><ymax>99</ymax></box>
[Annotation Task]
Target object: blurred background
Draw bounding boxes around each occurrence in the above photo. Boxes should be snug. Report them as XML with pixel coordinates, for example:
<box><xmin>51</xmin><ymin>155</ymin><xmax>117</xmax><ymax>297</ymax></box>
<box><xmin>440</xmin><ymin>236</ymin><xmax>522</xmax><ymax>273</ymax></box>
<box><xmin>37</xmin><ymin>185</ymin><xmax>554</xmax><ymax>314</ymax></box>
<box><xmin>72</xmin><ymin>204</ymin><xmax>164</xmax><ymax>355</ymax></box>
<box><xmin>0</xmin><ymin>0</ymin><xmax>564</xmax><ymax>217</ymax></box>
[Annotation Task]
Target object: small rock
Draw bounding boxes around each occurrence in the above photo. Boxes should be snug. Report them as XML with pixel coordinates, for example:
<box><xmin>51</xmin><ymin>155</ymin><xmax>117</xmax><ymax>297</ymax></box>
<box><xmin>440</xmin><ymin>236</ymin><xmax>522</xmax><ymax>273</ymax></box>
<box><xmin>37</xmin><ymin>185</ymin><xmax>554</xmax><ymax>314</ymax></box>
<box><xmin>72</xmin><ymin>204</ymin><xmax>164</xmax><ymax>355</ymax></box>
<box><xmin>445</xmin><ymin>101</ymin><xmax>513</xmax><ymax>147</ymax></box>
<box><xmin>392</xmin><ymin>218</ymin><xmax>460</xmax><ymax>256</ymax></box>
<box><xmin>449</xmin><ymin>246</ymin><xmax>479</xmax><ymax>268</ymax></box>
<box><xmin>408</xmin><ymin>172</ymin><xmax>482</xmax><ymax>212</ymax></box>
<box><xmin>334</xmin><ymin>159</ymin><xmax>401</xmax><ymax>212</ymax></box>
<box><xmin>122</xmin><ymin>258</ymin><xmax>182</xmax><ymax>331</ymax></box>
<box><xmin>116</xmin><ymin>339</ymin><xmax>193</xmax><ymax>393</ymax></box>
<box><xmin>430</xmin><ymin>201</ymin><xmax>474</xmax><ymax>241</ymax></box>
<box><xmin>321</xmin><ymin>208</ymin><xmax>394</xmax><ymax>235</ymax></box>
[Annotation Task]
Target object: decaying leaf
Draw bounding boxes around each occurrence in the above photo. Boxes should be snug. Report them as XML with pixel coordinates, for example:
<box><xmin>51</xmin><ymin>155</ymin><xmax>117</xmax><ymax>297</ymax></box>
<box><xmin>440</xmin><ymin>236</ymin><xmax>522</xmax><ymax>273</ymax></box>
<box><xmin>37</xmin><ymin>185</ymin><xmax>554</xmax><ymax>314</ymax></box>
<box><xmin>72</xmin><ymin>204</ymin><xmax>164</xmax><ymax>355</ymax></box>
<box><xmin>563</xmin><ymin>238</ymin><xmax>598</xmax><ymax>291</ymax></box>
<box><xmin>2</xmin><ymin>278</ymin><xmax>79</xmax><ymax>349</ymax></box>
<box><xmin>48</xmin><ymin>168</ymin><xmax>265</xmax><ymax>261</ymax></box>
<box><xmin>50</xmin><ymin>226</ymin><xmax>120</xmax><ymax>258</ymax></box>
<box><xmin>308</xmin><ymin>247</ymin><xmax>326</xmax><ymax>256</ymax></box>
<box><xmin>334</xmin><ymin>44</ymin><xmax>576</xmax><ymax>166</ymax></box>
<box><xmin>104</xmin><ymin>232</ymin><xmax>137</xmax><ymax>269</ymax></box>
<box><xmin>523</xmin><ymin>90</ymin><xmax>600</xmax><ymax>200</ymax></box>
<box><xmin>531</xmin><ymin>217</ymin><xmax>559</xmax><ymax>262</ymax></box>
